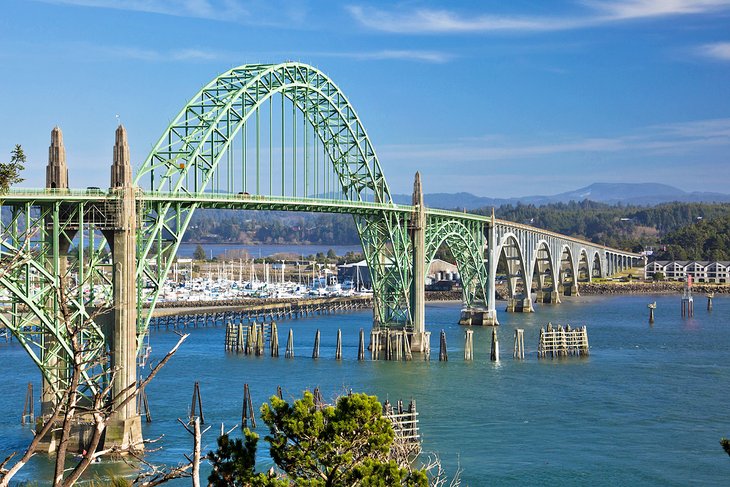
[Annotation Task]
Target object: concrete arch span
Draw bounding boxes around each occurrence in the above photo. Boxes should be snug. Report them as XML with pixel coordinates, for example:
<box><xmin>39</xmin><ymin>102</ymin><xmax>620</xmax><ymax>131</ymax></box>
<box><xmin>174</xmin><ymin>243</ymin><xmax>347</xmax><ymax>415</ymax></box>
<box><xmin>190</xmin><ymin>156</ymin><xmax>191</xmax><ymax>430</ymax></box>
<box><xmin>531</xmin><ymin>240</ymin><xmax>561</xmax><ymax>305</ymax></box>
<box><xmin>495</xmin><ymin>232</ymin><xmax>533</xmax><ymax>313</ymax></box>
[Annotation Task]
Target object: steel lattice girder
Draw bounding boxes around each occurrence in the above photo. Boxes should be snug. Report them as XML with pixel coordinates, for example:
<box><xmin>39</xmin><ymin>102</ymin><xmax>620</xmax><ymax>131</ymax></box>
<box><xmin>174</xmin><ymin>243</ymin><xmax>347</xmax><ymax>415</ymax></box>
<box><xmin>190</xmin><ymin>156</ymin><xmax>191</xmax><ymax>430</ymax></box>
<box><xmin>0</xmin><ymin>197</ymin><xmax>114</xmax><ymax>403</ymax></box>
<box><xmin>134</xmin><ymin>62</ymin><xmax>412</xmax><ymax>338</ymax></box>
<box><xmin>424</xmin><ymin>216</ymin><xmax>488</xmax><ymax>309</ymax></box>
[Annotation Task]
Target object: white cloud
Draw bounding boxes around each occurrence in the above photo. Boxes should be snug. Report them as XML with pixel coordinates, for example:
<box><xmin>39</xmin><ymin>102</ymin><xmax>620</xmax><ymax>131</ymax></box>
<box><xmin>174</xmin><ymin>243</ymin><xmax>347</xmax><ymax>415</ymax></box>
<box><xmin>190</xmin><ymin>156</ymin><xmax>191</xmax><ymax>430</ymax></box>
<box><xmin>347</xmin><ymin>0</ymin><xmax>730</xmax><ymax>34</ymax></box>
<box><xmin>587</xmin><ymin>0</ymin><xmax>730</xmax><ymax>20</ymax></box>
<box><xmin>697</xmin><ymin>42</ymin><xmax>730</xmax><ymax>61</ymax></box>
<box><xmin>377</xmin><ymin>118</ymin><xmax>730</xmax><ymax>163</ymax></box>
<box><xmin>35</xmin><ymin>0</ymin><xmax>300</xmax><ymax>26</ymax></box>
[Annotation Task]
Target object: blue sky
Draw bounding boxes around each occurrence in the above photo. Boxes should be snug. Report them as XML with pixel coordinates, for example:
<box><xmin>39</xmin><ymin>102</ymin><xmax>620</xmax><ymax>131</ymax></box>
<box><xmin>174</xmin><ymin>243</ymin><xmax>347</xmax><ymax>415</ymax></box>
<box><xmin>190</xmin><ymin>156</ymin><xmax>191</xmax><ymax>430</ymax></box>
<box><xmin>1</xmin><ymin>0</ymin><xmax>729</xmax><ymax>197</ymax></box>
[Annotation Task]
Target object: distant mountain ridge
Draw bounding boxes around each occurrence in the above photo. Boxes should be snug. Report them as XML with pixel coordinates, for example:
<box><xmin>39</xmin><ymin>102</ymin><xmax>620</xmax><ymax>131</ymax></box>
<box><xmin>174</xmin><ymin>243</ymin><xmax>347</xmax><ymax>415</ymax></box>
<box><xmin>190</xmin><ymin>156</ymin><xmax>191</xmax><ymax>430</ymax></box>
<box><xmin>393</xmin><ymin>182</ymin><xmax>730</xmax><ymax>209</ymax></box>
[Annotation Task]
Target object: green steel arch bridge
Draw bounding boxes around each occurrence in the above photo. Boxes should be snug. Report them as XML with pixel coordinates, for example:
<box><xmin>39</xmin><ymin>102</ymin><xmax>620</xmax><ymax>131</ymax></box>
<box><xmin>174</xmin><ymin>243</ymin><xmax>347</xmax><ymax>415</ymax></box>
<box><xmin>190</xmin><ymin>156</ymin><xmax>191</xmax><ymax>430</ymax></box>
<box><xmin>0</xmin><ymin>62</ymin><xmax>641</xmax><ymax>449</ymax></box>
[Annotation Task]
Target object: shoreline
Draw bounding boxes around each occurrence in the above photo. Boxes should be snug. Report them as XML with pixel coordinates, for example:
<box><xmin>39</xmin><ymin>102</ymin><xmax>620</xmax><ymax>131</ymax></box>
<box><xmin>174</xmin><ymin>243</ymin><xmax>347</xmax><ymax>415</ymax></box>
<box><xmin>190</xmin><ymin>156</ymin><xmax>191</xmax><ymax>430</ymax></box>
<box><xmin>576</xmin><ymin>281</ymin><xmax>729</xmax><ymax>295</ymax></box>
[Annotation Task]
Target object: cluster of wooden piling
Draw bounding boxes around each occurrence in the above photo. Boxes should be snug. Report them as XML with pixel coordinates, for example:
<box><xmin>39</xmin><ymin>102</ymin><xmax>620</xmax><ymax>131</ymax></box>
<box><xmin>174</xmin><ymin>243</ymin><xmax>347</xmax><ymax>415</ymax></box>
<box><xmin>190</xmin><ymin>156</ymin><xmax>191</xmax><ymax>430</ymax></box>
<box><xmin>227</xmin><ymin>323</ymin><xmax>371</xmax><ymax>361</ymax></box>
<box><xmin>150</xmin><ymin>296</ymin><xmax>373</xmax><ymax>330</ymax></box>
<box><xmin>382</xmin><ymin>398</ymin><xmax>421</xmax><ymax>457</ymax></box>
<box><xmin>537</xmin><ymin>323</ymin><xmax>589</xmax><ymax>358</ymax></box>
<box><xmin>370</xmin><ymin>329</ymin><xmax>413</xmax><ymax>361</ymax></box>
<box><xmin>224</xmin><ymin>321</ymin><xmax>272</xmax><ymax>354</ymax></box>
<box><xmin>222</xmin><ymin>323</ymin><xmax>593</xmax><ymax>362</ymax></box>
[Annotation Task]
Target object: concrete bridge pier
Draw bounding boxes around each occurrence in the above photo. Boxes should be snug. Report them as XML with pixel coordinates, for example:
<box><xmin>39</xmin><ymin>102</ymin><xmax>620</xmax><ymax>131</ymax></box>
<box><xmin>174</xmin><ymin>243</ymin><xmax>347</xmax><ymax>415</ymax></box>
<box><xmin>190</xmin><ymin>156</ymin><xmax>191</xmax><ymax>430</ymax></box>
<box><xmin>505</xmin><ymin>296</ymin><xmax>533</xmax><ymax>313</ymax></box>
<box><xmin>408</xmin><ymin>172</ymin><xmax>428</xmax><ymax>352</ymax></box>
<box><xmin>99</xmin><ymin>125</ymin><xmax>142</xmax><ymax>450</ymax></box>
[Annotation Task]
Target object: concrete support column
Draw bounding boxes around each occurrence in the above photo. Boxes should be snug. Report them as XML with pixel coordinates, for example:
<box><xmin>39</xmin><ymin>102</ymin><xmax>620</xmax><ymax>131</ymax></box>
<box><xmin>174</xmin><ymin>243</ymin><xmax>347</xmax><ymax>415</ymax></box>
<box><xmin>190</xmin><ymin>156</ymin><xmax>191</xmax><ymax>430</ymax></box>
<box><xmin>409</xmin><ymin>172</ymin><xmax>427</xmax><ymax>351</ymax></box>
<box><xmin>106</xmin><ymin>125</ymin><xmax>142</xmax><ymax>449</ymax></box>
<box><xmin>485</xmin><ymin>211</ymin><xmax>499</xmax><ymax>324</ymax></box>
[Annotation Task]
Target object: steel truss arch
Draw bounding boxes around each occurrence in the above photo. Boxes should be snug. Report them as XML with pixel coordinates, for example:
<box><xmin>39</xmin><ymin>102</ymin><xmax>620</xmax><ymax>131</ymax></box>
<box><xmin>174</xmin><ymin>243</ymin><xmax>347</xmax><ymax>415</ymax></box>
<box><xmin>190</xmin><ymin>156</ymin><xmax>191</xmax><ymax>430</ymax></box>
<box><xmin>135</xmin><ymin>63</ymin><xmax>412</xmax><ymax>340</ymax></box>
<box><xmin>424</xmin><ymin>217</ymin><xmax>488</xmax><ymax>309</ymax></box>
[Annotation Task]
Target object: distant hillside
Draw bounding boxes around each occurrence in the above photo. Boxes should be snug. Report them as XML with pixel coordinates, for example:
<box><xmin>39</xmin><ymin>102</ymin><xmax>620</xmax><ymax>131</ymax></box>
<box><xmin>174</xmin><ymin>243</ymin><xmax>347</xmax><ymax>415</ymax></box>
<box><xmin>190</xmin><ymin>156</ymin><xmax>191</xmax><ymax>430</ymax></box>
<box><xmin>393</xmin><ymin>182</ymin><xmax>730</xmax><ymax>209</ymax></box>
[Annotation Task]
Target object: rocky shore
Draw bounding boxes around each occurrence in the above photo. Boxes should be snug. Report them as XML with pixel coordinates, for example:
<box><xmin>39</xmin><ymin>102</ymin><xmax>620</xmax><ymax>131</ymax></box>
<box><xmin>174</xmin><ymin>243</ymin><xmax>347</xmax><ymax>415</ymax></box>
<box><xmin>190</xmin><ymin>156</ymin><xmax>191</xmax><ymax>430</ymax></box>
<box><xmin>577</xmin><ymin>281</ymin><xmax>730</xmax><ymax>295</ymax></box>
<box><xmin>426</xmin><ymin>281</ymin><xmax>730</xmax><ymax>300</ymax></box>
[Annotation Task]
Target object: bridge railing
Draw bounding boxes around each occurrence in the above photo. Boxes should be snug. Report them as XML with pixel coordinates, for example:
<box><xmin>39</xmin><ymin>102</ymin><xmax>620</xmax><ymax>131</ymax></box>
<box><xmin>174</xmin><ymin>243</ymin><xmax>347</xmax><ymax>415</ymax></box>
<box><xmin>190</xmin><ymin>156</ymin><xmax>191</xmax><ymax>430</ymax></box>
<box><xmin>494</xmin><ymin>218</ymin><xmax>642</xmax><ymax>257</ymax></box>
<box><xmin>141</xmin><ymin>190</ymin><xmax>415</xmax><ymax>213</ymax></box>
<box><xmin>3</xmin><ymin>188</ymin><xmax>112</xmax><ymax>199</ymax></box>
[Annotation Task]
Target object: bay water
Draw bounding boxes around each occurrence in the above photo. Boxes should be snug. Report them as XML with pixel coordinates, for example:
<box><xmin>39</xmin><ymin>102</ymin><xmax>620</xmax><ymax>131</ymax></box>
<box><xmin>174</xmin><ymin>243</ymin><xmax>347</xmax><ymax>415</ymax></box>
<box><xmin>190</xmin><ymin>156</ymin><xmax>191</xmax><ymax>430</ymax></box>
<box><xmin>1</xmin><ymin>294</ymin><xmax>729</xmax><ymax>485</ymax></box>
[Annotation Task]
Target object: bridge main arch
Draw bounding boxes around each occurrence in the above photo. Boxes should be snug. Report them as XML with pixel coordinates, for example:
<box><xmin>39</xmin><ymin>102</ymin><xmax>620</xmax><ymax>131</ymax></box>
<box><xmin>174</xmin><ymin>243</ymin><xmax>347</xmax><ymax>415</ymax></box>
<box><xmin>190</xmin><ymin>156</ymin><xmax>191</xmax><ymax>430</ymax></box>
<box><xmin>134</xmin><ymin>62</ymin><xmax>414</xmax><ymax>340</ymax></box>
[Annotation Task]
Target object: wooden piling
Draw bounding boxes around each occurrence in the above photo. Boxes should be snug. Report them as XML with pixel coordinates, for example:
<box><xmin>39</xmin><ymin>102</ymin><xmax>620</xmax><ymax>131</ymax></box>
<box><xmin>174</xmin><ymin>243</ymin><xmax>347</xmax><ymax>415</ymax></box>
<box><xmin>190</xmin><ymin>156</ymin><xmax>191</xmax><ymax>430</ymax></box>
<box><xmin>335</xmin><ymin>329</ymin><xmax>342</xmax><ymax>360</ymax></box>
<box><xmin>236</xmin><ymin>323</ymin><xmax>245</xmax><ymax>352</ymax></box>
<box><xmin>513</xmin><ymin>329</ymin><xmax>525</xmax><ymax>359</ymax></box>
<box><xmin>358</xmin><ymin>328</ymin><xmax>365</xmax><ymax>361</ymax></box>
<box><xmin>384</xmin><ymin>329</ymin><xmax>392</xmax><ymax>360</ymax></box>
<box><xmin>490</xmin><ymin>327</ymin><xmax>499</xmax><ymax>362</ymax></box>
<box><xmin>403</xmin><ymin>331</ymin><xmax>412</xmax><ymax>361</ymax></box>
<box><xmin>21</xmin><ymin>382</ymin><xmax>33</xmax><ymax>425</ymax></box>
<box><xmin>245</xmin><ymin>323</ymin><xmax>255</xmax><ymax>355</ymax></box>
<box><xmin>439</xmin><ymin>330</ymin><xmax>448</xmax><ymax>361</ymax></box>
<box><xmin>464</xmin><ymin>330</ymin><xmax>474</xmax><ymax>360</ymax></box>
<box><xmin>241</xmin><ymin>383</ymin><xmax>256</xmax><ymax>429</ymax></box>
<box><xmin>648</xmin><ymin>302</ymin><xmax>656</xmax><ymax>324</ymax></box>
<box><xmin>707</xmin><ymin>293</ymin><xmax>714</xmax><ymax>311</ymax></box>
<box><xmin>270</xmin><ymin>321</ymin><xmax>279</xmax><ymax>357</ymax></box>
<box><xmin>313</xmin><ymin>387</ymin><xmax>324</xmax><ymax>408</ymax></box>
<box><xmin>255</xmin><ymin>324</ymin><xmax>265</xmax><ymax>356</ymax></box>
<box><xmin>285</xmin><ymin>328</ymin><xmax>294</xmax><ymax>358</ymax></box>
<box><xmin>138</xmin><ymin>385</ymin><xmax>152</xmax><ymax>423</ymax></box>
<box><xmin>312</xmin><ymin>329</ymin><xmax>321</xmax><ymax>359</ymax></box>
<box><xmin>190</xmin><ymin>381</ymin><xmax>205</xmax><ymax>424</ymax></box>
<box><xmin>370</xmin><ymin>330</ymin><xmax>380</xmax><ymax>360</ymax></box>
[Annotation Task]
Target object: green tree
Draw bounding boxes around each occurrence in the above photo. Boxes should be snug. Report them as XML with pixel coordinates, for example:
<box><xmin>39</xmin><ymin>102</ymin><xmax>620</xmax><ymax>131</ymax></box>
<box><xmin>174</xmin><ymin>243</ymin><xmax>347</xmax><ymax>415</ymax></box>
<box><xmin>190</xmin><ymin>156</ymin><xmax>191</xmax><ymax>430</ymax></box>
<box><xmin>326</xmin><ymin>248</ymin><xmax>337</xmax><ymax>260</ymax></box>
<box><xmin>208</xmin><ymin>429</ymin><xmax>285</xmax><ymax>487</ymax></box>
<box><xmin>208</xmin><ymin>391</ymin><xmax>428</xmax><ymax>486</ymax></box>
<box><xmin>0</xmin><ymin>144</ymin><xmax>26</xmax><ymax>191</ymax></box>
<box><xmin>193</xmin><ymin>244</ymin><xmax>206</xmax><ymax>261</ymax></box>
<box><xmin>261</xmin><ymin>392</ymin><xmax>427</xmax><ymax>486</ymax></box>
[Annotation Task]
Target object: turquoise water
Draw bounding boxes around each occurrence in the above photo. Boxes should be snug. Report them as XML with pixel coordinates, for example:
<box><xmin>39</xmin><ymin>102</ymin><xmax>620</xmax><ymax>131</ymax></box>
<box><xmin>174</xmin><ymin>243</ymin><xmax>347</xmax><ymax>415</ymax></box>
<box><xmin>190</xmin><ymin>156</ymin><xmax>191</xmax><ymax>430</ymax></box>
<box><xmin>2</xmin><ymin>294</ymin><xmax>730</xmax><ymax>485</ymax></box>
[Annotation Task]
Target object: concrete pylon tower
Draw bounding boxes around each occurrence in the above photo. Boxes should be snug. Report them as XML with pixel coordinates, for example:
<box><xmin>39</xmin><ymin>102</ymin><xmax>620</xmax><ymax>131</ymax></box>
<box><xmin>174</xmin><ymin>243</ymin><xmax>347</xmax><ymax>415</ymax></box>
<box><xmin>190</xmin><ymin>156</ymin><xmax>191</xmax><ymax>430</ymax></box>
<box><xmin>46</xmin><ymin>126</ymin><xmax>68</xmax><ymax>189</ymax></box>
<box><xmin>111</xmin><ymin>125</ymin><xmax>132</xmax><ymax>187</ymax></box>
<box><xmin>106</xmin><ymin>124</ymin><xmax>142</xmax><ymax>448</ymax></box>
<box><xmin>410</xmin><ymin>172</ymin><xmax>427</xmax><ymax>352</ymax></box>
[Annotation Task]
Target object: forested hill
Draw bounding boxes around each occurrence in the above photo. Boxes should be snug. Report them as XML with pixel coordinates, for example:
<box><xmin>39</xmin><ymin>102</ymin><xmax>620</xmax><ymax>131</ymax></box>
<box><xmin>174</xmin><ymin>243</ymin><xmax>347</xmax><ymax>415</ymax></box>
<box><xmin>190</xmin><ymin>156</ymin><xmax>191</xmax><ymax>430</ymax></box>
<box><xmin>183</xmin><ymin>202</ymin><xmax>730</xmax><ymax>261</ymax></box>
<box><xmin>482</xmin><ymin>201</ymin><xmax>730</xmax><ymax>260</ymax></box>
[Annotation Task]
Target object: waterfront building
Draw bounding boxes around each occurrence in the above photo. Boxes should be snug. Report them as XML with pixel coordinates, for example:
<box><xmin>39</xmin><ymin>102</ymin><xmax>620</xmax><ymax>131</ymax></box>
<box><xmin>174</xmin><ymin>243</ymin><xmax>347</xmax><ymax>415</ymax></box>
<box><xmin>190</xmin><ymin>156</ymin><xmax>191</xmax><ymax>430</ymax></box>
<box><xmin>644</xmin><ymin>261</ymin><xmax>730</xmax><ymax>283</ymax></box>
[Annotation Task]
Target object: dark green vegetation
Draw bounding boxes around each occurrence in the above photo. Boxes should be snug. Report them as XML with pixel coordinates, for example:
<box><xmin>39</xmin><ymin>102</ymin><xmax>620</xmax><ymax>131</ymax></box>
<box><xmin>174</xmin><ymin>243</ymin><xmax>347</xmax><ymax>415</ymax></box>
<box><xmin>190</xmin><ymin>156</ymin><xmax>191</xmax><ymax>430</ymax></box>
<box><xmin>0</xmin><ymin>144</ymin><xmax>25</xmax><ymax>192</ymax></box>
<box><xmin>208</xmin><ymin>392</ymin><xmax>428</xmax><ymax>486</ymax></box>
